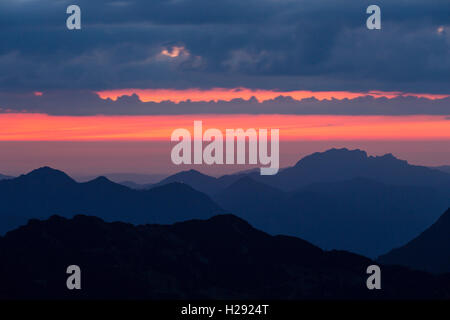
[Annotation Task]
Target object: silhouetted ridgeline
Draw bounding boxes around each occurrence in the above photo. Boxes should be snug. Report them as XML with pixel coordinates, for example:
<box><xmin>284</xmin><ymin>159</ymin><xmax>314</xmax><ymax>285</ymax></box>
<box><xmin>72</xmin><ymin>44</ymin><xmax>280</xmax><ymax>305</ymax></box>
<box><xmin>0</xmin><ymin>214</ymin><xmax>449</xmax><ymax>300</ymax></box>
<box><xmin>0</xmin><ymin>173</ymin><xmax>13</xmax><ymax>180</ymax></box>
<box><xmin>1</xmin><ymin>148</ymin><xmax>450</xmax><ymax>259</ymax></box>
<box><xmin>154</xmin><ymin>148</ymin><xmax>450</xmax><ymax>194</ymax></box>
<box><xmin>379</xmin><ymin>208</ymin><xmax>450</xmax><ymax>274</ymax></box>
<box><xmin>0</xmin><ymin>167</ymin><xmax>223</xmax><ymax>234</ymax></box>
<box><xmin>153</xmin><ymin>149</ymin><xmax>450</xmax><ymax>257</ymax></box>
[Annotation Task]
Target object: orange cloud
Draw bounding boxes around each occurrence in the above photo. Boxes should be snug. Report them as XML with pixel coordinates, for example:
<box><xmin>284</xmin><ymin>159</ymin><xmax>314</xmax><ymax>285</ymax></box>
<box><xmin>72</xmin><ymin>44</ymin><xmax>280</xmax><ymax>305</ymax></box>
<box><xmin>96</xmin><ymin>88</ymin><xmax>450</xmax><ymax>103</ymax></box>
<box><xmin>160</xmin><ymin>46</ymin><xmax>188</xmax><ymax>58</ymax></box>
<box><xmin>0</xmin><ymin>114</ymin><xmax>449</xmax><ymax>141</ymax></box>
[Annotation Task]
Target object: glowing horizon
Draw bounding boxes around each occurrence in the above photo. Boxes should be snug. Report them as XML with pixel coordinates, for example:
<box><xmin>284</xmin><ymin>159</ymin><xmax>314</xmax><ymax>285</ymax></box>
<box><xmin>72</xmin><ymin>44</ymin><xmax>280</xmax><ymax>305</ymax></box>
<box><xmin>1</xmin><ymin>113</ymin><xmax>449</xmax><ymax>142</ymax></box>
<box><xmin>96</xmin><ymin>88</ymin><xmax>450</xmax><ymax>103</ymax></box>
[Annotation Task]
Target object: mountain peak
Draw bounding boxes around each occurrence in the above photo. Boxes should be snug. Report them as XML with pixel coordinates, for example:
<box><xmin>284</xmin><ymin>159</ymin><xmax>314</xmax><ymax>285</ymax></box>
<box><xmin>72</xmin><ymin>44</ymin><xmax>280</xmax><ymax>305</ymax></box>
<box><xmin>187</xmin><ymin>169</ymin><xmax>205</xmax><ymax>175</ymax></box>
<box><xmin>294</xmin><ymin>148</ymin><xmax>408</xmax><ymax>168</ymax></box>
<box><xmin>21</xmin><ymin>166</ymin><xmax>75</xmax><ymax>184</ymax></box>
<box><xmin>88</xmin><ymin>176</ymin><xmax>113</xmax><ymax>184</ymax></box>
<box><xmin>295</xmin><ymin>148</ymin><xmax>368</xmax><ymax>167</ymax></box>
<box><xmin>162</xmin><ymin>169</ymin><xmax>213</xmax><ymax>182</ymax></box>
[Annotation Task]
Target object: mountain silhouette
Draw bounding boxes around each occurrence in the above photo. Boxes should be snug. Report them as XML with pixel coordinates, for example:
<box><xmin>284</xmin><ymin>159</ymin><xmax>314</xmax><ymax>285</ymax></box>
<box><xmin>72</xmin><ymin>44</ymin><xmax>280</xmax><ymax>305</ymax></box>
<box><xmin>152</xmin><ymin>149</ymin><xmax>450</xmax><ymax>257</ymax></box>
<box><xmin>153</xmin><ymin>169</ymin><xmax>224</xmax><ymax>194</ymax></box>
<box><xmin>379</xmin><ymin>208</ymin><xmax>450</xmax><ymax>274</ymax></box>
<box><xmin>0</xmin><ymin>173</ymin><xmax>13</xmax><ymax>180</ymax></box>
<box><xmin>2</xmin><ymin>149</ymin><xmax>450</xmax><ymax>259</ymax></box>
<box><xmin>0</xmin><ymin>214</ymin><xmax>448</xmax><ymax>299</ymax></box>
<box><xmin>156</xmin><ymin>148</ymin><xmax>450</xmax><ymax>194</ymax></box>
<box><xmin>213</xmin><ymin>175</ymin><xmax>449</xmax><ymax>257</ymax></box>
<box><xmin>213</xmin><ymin>176</ymin><xmax>287</xmax><ymax>231</ymax></box>
<box><xmin>434</xmin><ymin>166</ymin><xmax>450</xmax><ymax>174</ymax></box>
<box><xmin>248</xmin><ymin>148</ymin><xmax>450</xmax><ymax>191</ymax></box>
<box><xmin>0</xmin><ymin>167</ymin><xmax>223</xmax><ymax>234</ymax></box>
<box><xmin>118</xmin><ymin>180</ymin><xmax>151</xmax><ymax>189</ymax></box>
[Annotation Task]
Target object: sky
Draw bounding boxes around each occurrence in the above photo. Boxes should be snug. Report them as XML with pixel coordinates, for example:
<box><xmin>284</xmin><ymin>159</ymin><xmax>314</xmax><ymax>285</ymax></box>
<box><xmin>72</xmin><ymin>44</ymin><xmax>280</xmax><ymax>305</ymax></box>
<box><xmin>0</xmin><ymin>0</ymin><xmax>449</xmax><ymax>177</ymax></box>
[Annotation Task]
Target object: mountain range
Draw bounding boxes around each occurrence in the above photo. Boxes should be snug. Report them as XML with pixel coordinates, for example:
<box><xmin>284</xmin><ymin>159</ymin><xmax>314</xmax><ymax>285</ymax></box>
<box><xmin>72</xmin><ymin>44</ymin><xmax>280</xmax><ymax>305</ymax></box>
<box><xmin>0</xmin><ymin>167</ymin><xmax>222</xmax><ymax>234</ymax></box>
<box><xmin>150</xmin><ymin>149</ymin><xmax>450</xmax><ymax>257</ymax></box>
<box><xmin>1</xmin><ymin>148</ymin><xmax>449</xmax><ymax>259</ymax></box>
<box><xmin>1</xmin><ymin>213</ymin><xmax>449</xmax><ymax>299</ymax></box>
<box><xmin>151</xmin><ymin>149</ymin><xmax>450</xmax><ymax>194</ymax></box>
<box><xmin>213</xmin><ymin>176</ymin><xmax>449</xmax><ymax>257</ymax></box>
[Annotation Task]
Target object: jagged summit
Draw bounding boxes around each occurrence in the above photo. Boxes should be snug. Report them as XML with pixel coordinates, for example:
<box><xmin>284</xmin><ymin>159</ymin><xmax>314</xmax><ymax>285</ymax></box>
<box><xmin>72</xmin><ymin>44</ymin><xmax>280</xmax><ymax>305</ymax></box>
<box><xmin>294</xmin><ymin>148</ymin><xmax>406</xmax><ymax>168</ymax></box>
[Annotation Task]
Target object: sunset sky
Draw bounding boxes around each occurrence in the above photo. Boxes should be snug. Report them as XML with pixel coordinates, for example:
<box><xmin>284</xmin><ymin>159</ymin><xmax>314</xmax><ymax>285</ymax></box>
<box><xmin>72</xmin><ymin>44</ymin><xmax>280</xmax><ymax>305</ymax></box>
<box><xmin>1</xmin><ymin>113</ymin><xmax>449</xmax><ymax>142</ymax></box>
<box><xmin>0</xmin><ymin>0</ymin><xmax>449</xmax><ymax>177</ymax></box>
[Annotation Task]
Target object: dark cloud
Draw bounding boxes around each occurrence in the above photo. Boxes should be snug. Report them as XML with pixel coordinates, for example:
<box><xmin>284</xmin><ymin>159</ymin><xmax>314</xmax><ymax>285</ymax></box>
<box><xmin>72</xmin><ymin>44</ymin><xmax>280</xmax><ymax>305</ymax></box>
<box><xmin>0</xmin><ymin>0</ymin><xmax>449</xmax><ymax>93</ymax></box>
<box><xmin>0</xmin><ymin>90</ymin><xmax>449</xmax><ymax>115</ymax></box>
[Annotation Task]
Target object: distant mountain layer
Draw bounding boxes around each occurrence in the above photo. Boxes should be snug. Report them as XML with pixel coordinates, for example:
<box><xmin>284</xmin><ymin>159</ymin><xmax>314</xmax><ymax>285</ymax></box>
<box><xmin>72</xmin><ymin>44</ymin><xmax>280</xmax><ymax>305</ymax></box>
<box><xmin>153</xmin><ymin>169</ymin><xmax>225</xmax><ymax>194</ymax></box>
<box><xmin>156</xmin><ymin>149</ymin><xmax>450</xmax><ymax>194</ymax></box>
<box><xmin>433</xmin><ymin>166</ymin><xmax>450</xmax><ymax>174</ymax></box>
<box><xmin>0</xmin><ymin>173</ymin><xmax>13</xmax><ymax>180</ymax></box>
<box><xmin>253</xmin><ymin>148</ymin><xmax>450</xmax><ymax>191</ymax></box>
<box><xmin>153</xmin><ymin>148</ymin><xmax>450</xmax><ymax>257</ymax></box>
<box><xmin>379</xmin><ymin>209</ymin><xmax>450</xmax><ymax>274</ymax></box>
<box><xmin>2</xmin><ymin>148</ymin><xmax>450</xmax><ymax>259</ymax></box>
<box><xmin>76</xmin><ymin>173</ymin><xmax>166</xmax><ymax>184</ymax></box>
<box><xmin>0</xmin><ymin>214</ymin><xmax>449</xmax><ymax>300</ymax></box>
<box><xmin>213</xmin><ymin>176</ymin><xmax>449</xmax><ymax>257</ymax></box>
<box><xmin>0</xmin><ymin>167</ymin><xmax>223</xmax><ymax>234</ymax></box>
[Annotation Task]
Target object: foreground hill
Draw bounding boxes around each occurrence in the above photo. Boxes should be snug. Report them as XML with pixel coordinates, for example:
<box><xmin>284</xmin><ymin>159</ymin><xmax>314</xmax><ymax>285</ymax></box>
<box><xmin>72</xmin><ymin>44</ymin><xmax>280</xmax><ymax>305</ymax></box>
<box><xmin>0</xmin><ymin>167</ymin><xmax>223</xmax><ymax>234</ymax></box>
<box><xmin>379</xmin><ymin>208</ymin><xmax>450</xmax><ymax>274</ymax></box>
<box><xmin>0</xmin><ymin>214</ymin><xmax>448</xmax><ymax>299</ymax></box>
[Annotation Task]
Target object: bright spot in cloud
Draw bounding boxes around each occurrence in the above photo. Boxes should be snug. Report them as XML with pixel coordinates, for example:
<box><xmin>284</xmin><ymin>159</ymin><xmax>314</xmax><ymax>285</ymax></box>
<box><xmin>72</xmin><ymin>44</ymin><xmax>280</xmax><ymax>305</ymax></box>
<box><xmin>160</xmin><ymin>46</ymin><xmax>188</xmax><ymax>58</ymax></box>
<box><xmin>437</xmin><ymin>26</ymin><xmax>445</xmax><ymax>34</ymax></box>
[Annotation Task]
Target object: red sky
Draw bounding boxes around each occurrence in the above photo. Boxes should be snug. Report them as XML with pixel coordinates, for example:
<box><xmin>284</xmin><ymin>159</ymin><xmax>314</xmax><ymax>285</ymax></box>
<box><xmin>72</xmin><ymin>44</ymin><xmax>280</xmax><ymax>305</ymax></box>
<box><xmin>1</xmin><ymin>89</ymin><xmax>450</xmax><ymax>176</ymax></box>
<box><xmin>96</xmin><ymin>88</ymin><xmax>450</xmax><ymax>103</ymax></box>
<box><xmin>1</xmin><ymin>114</ymin><xmax>449</xmax><ymax>141</ymax></box>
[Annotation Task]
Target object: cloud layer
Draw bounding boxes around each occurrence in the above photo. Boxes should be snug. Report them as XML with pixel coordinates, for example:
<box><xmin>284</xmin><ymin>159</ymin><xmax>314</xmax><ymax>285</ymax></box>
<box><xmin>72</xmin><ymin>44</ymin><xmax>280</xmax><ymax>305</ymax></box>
<box><xmin>0</xmin><ymin>90</ymin><xmax>449</xmax><ymax>115</ymax></box>
<box><xmin>0</xmin><ymin>0</ymin><xmax>449</xmax><ymax>94</ymax></box>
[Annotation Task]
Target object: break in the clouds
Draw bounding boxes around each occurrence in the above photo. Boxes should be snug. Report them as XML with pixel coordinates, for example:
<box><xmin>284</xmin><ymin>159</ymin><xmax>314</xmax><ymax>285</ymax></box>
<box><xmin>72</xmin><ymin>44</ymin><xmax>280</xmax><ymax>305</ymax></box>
<box><xmin>0</xmin><ymin>0</ymin><xmax>449</xmax><ymax>94</ymax></box>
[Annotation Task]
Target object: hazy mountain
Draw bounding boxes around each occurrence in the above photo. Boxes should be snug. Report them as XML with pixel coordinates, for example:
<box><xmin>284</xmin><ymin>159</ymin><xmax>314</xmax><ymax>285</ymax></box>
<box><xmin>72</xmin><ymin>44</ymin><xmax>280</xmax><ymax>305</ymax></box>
<box><xmin>379</xmin><ymin>208</ymin><xmax>450</xmax><ymax>274</ymax></box>
<box><xmin>213</xmin><ymin>176</ymin><xmax>287</xmax><ymax>230</ymax></box>
<box><xmin>152</xmin><ymin>148</ymin><xmax>450</xmax><ymax>257</ymax></box>
<box><xmin>75</xmin><ymin>173</ymin><xmax>167</xmax><ymax>184</ymax></box>
<box><xmin>157</xmin><ymin>148</ymin><xmax>450</xmax><ymax>195</ymax></box>
<box><xmin>118</xmin><ymin>180</ymin><xmax>152</xmax><ymax>189</ymax></box>
<box><xmin>3</xmin><ymin>148</ymin><xmax>450</xmax><ymax>259</ymax></box>
<box><xmin>249</xmin><ymin>148</ymin><xmax>450</xmax><ymax>191</ymax></box>
<box><xmin>213</xmin><ymin>176</ymin><xmax>450</xmax><ymax>257</ymax></box>
<box><xmin>153</xmin><ymin>169</ymin><xmax>225</xmax><ymax>194</ymax></box>
<box><xmin>433</xmin><ymin>166</ymin><xmax>450</xmax><ymax>174</ymax></box>
<box><xmin>0</xmin><ymin>214</ymin><xmax>448</xmax><ymax>299</ymax></box>
<box><xmin>0</xmin><ymin>173</ymin><xmax>13</xmax><ymax>180</ymax></box>
<box><xmin>0</xmin><ymin>167</ymin><xmax>223</xmax><ymax>234</ymax></box>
